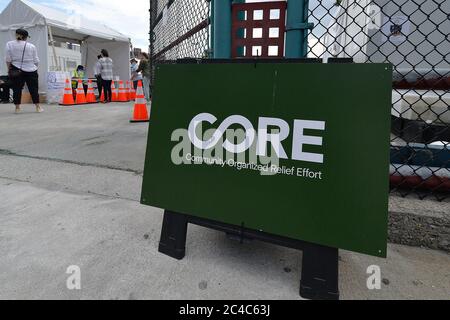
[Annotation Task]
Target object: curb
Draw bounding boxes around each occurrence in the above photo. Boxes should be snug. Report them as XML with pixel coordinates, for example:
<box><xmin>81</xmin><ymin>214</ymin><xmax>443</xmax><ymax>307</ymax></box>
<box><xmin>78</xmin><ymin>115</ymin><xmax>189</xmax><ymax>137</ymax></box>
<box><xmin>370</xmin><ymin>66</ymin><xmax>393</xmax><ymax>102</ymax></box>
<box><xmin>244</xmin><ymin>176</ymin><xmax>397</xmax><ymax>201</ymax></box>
<box><xmin>388</xmin><ymin>211</ymin><xmax>449</xmax><ymax>252</ymax></box>
<box><xmin>388</xmin><ymin>193</ymin><xmax>449</xmax><ymax>253</ymax></box>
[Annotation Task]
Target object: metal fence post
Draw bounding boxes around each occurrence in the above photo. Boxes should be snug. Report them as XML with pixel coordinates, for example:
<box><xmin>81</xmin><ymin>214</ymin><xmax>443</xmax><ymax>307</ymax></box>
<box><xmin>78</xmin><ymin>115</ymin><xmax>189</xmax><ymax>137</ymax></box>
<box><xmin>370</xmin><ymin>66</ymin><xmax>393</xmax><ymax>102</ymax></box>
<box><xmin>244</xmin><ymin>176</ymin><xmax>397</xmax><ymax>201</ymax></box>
<box><xmin>234</xmin><ymin>0</ymin><xmax>246</xmax><ymax>57</ymax></box>
<box><xmin>282</xmin><ymin>1</ymin><xmax>340</xmax><ymax>299</ymax></box>
<box><xmin>149</xmin><ymin>0</ymin><xmax>157</xmax><ymax>85</ymax></box>
<box><xmin>213</xmin><ymin>0</ymin><xmax>233</xmax><ymax>58</ymax></box>
<box><xmin>285</xmin><ymin>0</ymin><xmax>312</xmax><ymax>58</ymax></box>
<box><xmin>209</xmin><ymin>0</ymin><xmax>215</xmax><ymax>58</ymax></box>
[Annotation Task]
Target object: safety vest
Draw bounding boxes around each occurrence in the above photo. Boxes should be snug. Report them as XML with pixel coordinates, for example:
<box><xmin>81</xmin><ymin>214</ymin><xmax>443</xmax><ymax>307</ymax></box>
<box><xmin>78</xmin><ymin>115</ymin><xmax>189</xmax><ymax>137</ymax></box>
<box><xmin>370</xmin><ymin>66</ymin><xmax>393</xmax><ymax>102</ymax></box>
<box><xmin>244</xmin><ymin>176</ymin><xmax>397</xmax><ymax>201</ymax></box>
<box><xmin>72</xmin><ymin>70</ymin><xmax>86</xmax><ymax>88</ymax></box>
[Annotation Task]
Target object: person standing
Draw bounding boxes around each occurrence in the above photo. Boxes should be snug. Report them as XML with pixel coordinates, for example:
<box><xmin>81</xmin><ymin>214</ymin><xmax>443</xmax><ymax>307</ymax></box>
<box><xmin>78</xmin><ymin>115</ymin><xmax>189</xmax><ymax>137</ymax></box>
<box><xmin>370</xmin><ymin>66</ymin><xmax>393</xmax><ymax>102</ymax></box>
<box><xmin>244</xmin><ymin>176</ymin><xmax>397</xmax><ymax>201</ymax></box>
<box><xmin>130</xmin><ymin>58</ymin><xmax>142</xmax><ymax>90</ymax></box>
<box><xmin>5</xmin><ymin>28</ymin><xmax>43</xmax><ymax>113</ymax></box>
<box><xmin>136</xmin><ymin>52</ymin><xmax>151</xmax><ymax>102</ymax></box>
<box><xmin>94</xmin><ymin>55</ymin><xmax>103</xmax><ymax>100</ymax></box>
<box><xmin>99</xmin><ymin>49</ymin><xmax>114</xmax><ymax>103</ymax></box>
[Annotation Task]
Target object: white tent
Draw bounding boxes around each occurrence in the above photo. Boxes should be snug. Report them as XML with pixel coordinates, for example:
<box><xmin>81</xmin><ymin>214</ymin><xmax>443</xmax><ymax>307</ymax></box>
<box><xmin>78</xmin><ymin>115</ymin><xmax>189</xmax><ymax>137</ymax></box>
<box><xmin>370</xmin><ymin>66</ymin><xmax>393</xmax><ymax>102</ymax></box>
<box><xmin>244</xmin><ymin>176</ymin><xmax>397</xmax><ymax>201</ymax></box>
<box><xmin>0</xmin><ymin>0</ymin><xmax>131</xmax><ymax>95</ymax></box>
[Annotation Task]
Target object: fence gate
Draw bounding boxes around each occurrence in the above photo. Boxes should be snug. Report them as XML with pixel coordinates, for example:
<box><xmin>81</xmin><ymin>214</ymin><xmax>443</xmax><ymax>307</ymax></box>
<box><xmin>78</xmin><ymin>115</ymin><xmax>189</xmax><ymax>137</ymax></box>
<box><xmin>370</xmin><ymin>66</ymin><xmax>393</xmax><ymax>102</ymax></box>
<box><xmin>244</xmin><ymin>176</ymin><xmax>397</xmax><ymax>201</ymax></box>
<box><xmin>231</xmin><ymin>1</ymin><xmax>287</xmax><ymax>58</ymax></box>
<box><xmin>149</xmin><ymin>0</ymin><xmax>211</xmax><ymax>83</ymax></box>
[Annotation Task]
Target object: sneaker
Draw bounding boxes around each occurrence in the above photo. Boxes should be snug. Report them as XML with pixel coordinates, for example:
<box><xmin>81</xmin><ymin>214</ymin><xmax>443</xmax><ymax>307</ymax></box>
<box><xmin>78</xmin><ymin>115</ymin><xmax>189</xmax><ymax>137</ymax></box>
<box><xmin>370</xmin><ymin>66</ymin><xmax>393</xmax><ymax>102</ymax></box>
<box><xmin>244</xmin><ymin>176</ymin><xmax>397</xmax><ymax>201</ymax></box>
<box><xmin>36</xmin><ymin>107</ymin><xmax>44</xmax><ymax>113</ymax></box>
<box><xmin>14</xmin><ymin>108</ymin><xmax>21</xmax><ymax>114</ymax></box>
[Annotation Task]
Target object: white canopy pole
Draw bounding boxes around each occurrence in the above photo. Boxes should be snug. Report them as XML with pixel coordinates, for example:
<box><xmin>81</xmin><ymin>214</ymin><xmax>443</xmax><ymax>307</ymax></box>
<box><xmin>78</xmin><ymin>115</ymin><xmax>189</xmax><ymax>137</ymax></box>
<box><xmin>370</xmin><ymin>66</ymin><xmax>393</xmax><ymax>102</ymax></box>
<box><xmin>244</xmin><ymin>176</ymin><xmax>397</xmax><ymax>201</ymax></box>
<box><xmin>47</xmin><ymin>25</ymin><xmax>60</xmax><ymax>71</ymax></box>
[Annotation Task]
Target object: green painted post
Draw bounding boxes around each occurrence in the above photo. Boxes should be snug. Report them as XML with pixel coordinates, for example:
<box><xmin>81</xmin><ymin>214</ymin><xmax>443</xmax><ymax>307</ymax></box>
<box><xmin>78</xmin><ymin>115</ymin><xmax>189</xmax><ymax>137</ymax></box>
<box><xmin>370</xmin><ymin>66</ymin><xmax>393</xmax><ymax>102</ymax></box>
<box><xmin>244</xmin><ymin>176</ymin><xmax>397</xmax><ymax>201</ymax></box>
<box><xmin>285</xmin><ymin>0</ymin><xmax>312</xmax><ymax>58</ymax></box>
<box><xmin>234</xmin><ymin>0</ymin><xmax>246</xmax><ymax>57</ymax></box>
<box><xmin>213</xmin><ymin>0</ymin><xmax>233</xmax><ymax>58</ymax></box>
<box><xmin>209</xmin><ymin>0</ymin><xmax>215</xmax><ymax>58</ymax></box>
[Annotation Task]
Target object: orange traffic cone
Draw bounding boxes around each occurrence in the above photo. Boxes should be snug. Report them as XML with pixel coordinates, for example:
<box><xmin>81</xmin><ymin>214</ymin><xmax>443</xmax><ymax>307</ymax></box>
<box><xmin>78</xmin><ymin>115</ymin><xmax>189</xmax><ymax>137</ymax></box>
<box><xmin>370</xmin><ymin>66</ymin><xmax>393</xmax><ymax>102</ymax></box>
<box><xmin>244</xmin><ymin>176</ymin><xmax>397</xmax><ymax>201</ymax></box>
<box><xmin>75</xmin><ymin>80</ymin><xmax>87</xmax><ymax>104</ymax></box>
<box><xmin>86</xmin><ymin>80</ymin><xmax>97</xmax><ymax>103</ymax></box>
<box><xmin>111</xmin><ymin>81</ymin><xmax>119</xmax><ymax>102</ymax></box>
<box><xmin>130</xmin><ymin>81</ymin><xmax>149</xmax><ymax>123</ymax></box>
<box><xmin>125</xmin><ymin>81</ymin><xmax>131</xmax><ymax>101</ymax></box>
<box><xmin>117</xmin><ymin>80</ymin><xmax>128</xmax><ymax>102</ymax></box>
<box><xmin>129</xmin><ymin>81</ymin><xmax>136</xmax><ymax>101</ymax></box>
<box><xmin>59</xmin><ymin>79</ymin><xmax>75</xmax><ymax>106</ymax></box>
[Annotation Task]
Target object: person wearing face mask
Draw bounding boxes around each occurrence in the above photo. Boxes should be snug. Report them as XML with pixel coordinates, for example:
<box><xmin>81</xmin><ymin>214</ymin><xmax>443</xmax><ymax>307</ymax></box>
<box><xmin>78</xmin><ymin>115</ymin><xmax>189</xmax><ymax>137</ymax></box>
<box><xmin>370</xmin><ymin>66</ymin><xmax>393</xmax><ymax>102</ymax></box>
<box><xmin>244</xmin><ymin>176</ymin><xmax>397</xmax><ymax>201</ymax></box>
<box><xmin>5</xmin><ymin>28</ymin><xmax>43</xmax><ymax>113</ymax></box>
<box><xmin>136</xmin><ymin>52</ymin><xmax>151</xmax><ymax>101</ymax></box>
<box><xmin>130</xmin><ymin>58</ymin><xmax>142</xmax><ymax>90</ymax></box>
<box><xmin>72</xmin><ymin>65</ymin><xmax>88</xmax><ymax>94</ymax></box>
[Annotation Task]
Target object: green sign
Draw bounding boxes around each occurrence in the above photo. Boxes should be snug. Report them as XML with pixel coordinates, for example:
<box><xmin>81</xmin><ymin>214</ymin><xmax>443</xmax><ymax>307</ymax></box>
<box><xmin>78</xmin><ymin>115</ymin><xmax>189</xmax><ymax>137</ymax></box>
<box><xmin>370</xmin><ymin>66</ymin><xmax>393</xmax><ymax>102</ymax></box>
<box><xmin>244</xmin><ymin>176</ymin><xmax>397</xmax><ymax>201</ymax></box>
<box><xmin>142</xmin><ymin>62</ymin><xmax>392</xmax><ymax>258</ymax></box>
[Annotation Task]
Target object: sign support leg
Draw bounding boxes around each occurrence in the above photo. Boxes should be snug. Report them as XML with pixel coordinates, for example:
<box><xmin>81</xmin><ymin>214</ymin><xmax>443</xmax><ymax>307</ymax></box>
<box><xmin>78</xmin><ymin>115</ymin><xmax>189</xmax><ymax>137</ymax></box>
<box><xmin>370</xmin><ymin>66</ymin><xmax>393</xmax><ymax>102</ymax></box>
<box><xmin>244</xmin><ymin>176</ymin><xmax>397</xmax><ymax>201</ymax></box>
<box><xmin>157</xmin><ymin>211</ymin><xmax>340</xmax><ymax>299</ymax></box>
<box><xmin>158</xmin><ymin>211</ymin><xmax>188</xmax><ymax>260</ymax></box>
<box><xmin>300</xmin><ymin>243</ymin><xmax>340</xmax><ymax>300</ymax></box>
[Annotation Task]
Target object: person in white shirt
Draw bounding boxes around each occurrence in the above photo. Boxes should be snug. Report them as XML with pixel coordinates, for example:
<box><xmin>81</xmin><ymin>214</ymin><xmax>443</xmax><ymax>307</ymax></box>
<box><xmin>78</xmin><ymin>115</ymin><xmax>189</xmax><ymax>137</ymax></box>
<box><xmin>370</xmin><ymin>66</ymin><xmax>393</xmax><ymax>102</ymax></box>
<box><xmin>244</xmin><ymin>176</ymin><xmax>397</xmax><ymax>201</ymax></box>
<box><xmin>130</xmin><ymin>58</ymin><xmax>142</xmax><ymax>90</ymax></box>
<box><xmin>5</xmin><ymin>29</ymin><xmax>43</xmax><ymax>114</ymax></box>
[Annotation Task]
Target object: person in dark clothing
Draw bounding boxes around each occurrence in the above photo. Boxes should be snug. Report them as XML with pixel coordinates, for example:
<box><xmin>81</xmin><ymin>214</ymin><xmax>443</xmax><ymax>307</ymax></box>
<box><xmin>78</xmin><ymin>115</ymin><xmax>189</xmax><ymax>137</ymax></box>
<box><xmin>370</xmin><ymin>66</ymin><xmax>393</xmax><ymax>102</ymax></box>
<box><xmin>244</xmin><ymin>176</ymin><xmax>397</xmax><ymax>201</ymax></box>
<box><xmin>94</xmin><ymin>55</ymin><xmax>103</xmax><ymax>100</ymax></box>
<box><xmin>0</xmin><ymin>76</ymin><xmax>11</xmax><ymax>103</ymax></box>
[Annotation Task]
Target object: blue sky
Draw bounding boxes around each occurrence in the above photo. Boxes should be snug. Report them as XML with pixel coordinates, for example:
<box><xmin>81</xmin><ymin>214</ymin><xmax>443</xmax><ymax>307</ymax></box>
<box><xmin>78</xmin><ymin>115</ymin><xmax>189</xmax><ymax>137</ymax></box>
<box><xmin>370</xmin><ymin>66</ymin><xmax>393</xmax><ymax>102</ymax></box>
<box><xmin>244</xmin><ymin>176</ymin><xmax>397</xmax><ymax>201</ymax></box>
<box><xmin>0</xmin><ymin>0</ymin><xmax>150</xmax><ymax>49</ymax></box>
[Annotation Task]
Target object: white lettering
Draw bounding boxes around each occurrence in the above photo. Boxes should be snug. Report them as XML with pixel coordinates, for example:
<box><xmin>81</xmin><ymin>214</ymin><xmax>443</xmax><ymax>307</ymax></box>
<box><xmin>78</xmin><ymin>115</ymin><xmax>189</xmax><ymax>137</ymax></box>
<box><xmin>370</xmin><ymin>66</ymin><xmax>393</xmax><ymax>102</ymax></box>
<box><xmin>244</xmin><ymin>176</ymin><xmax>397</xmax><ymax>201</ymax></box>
<box><xmin>292</xmin><ymin>120</ymin><xmax>325</xmax><ymax>164</ymax></box>
<box><xmin>188</xmin><ymin>113</ymin><xmax>326</xmax><ymax>164</ymax></box>
<box><xmin>257</xmin><ymin>117</ymin><xmax>290</xmax><ymax>159</ymax></box>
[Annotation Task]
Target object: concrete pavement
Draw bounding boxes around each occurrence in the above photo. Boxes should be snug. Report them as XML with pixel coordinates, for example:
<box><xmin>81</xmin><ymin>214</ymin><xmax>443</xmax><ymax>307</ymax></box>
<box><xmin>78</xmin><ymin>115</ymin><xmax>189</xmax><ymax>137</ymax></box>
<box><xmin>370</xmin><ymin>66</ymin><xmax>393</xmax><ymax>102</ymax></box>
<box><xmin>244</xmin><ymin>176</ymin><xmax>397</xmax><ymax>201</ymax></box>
<box><xmin>0</xmin><ymin>102</ymin><xmax>147</xmax><ymax>173</ymax></box>
<box><xmin>0</xmin><ymin>103</ymin><xmax>449</xmax><ymax>300</ymax></box>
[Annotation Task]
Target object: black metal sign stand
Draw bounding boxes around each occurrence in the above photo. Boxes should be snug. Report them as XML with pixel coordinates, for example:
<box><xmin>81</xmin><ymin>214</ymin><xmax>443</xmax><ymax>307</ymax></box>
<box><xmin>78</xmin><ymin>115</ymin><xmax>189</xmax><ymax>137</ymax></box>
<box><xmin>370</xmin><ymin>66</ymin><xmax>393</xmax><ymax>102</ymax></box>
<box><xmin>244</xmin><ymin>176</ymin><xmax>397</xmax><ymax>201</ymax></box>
<box><xmin>158</xmin><ymin>210</ymin><xmax>340</xmax><ymax>300</ymax></box>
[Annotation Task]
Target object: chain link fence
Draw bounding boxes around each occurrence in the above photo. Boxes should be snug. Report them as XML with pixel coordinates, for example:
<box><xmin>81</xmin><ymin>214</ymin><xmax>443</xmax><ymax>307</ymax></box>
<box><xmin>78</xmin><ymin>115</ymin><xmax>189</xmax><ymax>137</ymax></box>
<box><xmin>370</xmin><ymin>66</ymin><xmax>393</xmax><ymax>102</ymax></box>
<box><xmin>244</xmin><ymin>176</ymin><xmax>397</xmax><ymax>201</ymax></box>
<box><xmin>307</xmin><ymin>0</ymin><xmax>449</xmax><ymax>201</ymax></box>
<box><xmin>149</xmin><ymin>0</ymin><xmax>211</xmax><ymax>84</ymax></box>
<box><xmin>149</xmin><ymin>0</ymin><xmax>449</xmax><ymax>201</ymax></box>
